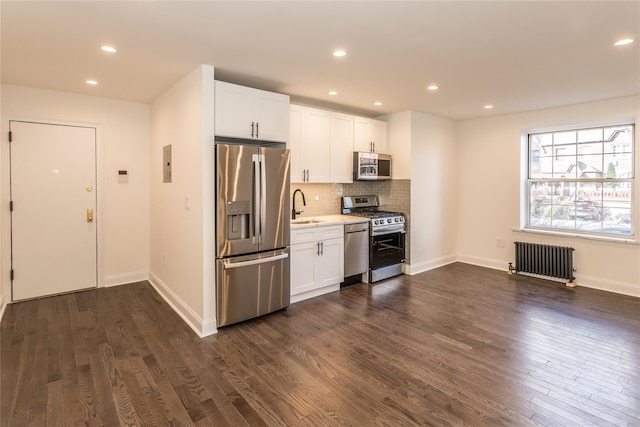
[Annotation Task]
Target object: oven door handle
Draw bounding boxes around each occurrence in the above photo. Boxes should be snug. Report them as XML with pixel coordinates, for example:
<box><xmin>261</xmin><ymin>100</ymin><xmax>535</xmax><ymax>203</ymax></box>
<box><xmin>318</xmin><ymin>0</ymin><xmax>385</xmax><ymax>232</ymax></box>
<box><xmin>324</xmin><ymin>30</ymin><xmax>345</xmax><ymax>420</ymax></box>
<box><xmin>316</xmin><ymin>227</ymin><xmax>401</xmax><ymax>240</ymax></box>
<box><xmin>371</xmin><ymin>229</ymin><xmax>406</xmax><ymax>237</ymax></box>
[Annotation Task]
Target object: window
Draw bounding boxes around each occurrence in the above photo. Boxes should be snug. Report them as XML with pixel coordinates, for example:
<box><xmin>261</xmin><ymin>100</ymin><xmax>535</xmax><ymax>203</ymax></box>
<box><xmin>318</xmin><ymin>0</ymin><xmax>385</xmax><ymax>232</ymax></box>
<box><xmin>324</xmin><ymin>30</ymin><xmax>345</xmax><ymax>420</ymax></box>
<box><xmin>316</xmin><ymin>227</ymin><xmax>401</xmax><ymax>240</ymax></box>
<box><xmin>527</xmin><ymin>124</ymin><xmax>634</xmax><ymax>237</ymax></box>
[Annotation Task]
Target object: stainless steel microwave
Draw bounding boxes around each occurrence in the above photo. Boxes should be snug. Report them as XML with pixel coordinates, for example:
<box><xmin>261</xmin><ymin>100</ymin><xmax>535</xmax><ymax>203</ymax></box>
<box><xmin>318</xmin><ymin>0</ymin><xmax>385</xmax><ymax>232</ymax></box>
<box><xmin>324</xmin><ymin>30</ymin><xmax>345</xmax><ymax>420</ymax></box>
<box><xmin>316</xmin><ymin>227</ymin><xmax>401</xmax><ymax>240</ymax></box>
<box><xmin>353</xmin><ymin>152</ymin><xmax>392</xmax><ymax>180</ymax></box>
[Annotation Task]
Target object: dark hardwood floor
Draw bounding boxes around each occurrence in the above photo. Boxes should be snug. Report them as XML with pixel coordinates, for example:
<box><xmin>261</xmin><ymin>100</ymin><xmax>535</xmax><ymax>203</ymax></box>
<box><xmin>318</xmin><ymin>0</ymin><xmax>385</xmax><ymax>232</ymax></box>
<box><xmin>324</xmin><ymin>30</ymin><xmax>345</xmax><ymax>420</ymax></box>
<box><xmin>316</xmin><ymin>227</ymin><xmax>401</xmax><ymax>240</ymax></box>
<box><xmin>2</xmin><ymin>262</ymin><xmax>639</xmax><ymax>426</ymax></box>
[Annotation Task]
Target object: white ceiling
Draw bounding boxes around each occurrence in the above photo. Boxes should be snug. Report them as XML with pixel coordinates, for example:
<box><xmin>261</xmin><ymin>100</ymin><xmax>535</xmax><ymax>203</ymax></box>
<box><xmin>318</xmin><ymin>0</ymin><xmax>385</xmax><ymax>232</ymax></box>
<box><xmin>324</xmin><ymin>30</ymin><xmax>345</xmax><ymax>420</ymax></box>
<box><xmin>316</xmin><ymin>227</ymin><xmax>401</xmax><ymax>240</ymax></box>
<box><xmin>2</xmin><ymin>1</ymin><xmax>638</xmax><ymax>120</ymax></box>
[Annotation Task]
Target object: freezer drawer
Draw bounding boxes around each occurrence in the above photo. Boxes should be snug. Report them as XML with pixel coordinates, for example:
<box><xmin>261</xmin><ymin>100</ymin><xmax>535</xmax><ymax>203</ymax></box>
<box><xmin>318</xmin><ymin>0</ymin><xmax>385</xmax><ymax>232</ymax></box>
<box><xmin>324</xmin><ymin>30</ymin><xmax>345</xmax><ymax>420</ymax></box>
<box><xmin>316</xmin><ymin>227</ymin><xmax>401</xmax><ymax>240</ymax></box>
<box><xmin>216</xmin><ymin>248</ymin><xmax>290</xmax><ymax>327</ymax></box>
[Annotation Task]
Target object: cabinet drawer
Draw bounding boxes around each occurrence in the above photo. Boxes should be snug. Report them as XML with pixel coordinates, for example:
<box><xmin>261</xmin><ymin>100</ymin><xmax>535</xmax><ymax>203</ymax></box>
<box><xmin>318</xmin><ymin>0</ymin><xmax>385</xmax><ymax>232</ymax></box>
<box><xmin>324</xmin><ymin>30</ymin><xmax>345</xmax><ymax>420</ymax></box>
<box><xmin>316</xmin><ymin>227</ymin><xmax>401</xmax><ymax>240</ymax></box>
<box><xmin>291</xmin><ymin>228</ymin><xmax>318</xmax><ymax>245</ymax></box>
<box><xmin>317</xmin><ymin>225</ymin><xmax>343</xmax><ymax>240</ymax></box>
<box><xmin>291</xmin><ymin>224</ymin><xmax>344</xmax><ymax>244</ymax></box>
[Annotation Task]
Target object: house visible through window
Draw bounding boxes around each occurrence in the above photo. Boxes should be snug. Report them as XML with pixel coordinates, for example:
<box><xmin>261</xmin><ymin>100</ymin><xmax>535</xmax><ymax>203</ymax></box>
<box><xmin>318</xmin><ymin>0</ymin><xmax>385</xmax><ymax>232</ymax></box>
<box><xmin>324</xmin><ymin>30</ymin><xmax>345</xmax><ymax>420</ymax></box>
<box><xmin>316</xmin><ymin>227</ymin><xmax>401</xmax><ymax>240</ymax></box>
<box><xmin>527</xmin><ymin>124</ymin><xmax>634</xmax><ymax>237</ymax></box>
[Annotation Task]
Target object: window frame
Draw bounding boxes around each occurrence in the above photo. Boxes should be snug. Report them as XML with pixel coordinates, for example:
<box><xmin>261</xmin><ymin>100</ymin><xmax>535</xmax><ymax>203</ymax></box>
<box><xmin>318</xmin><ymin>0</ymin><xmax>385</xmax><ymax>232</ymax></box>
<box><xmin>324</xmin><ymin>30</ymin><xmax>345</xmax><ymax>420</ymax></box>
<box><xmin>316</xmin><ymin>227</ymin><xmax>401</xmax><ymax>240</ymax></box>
<box><xmin>521</xmin><ymin>121</ymin><xmax>636</xmax><ymax>241</ymax></box>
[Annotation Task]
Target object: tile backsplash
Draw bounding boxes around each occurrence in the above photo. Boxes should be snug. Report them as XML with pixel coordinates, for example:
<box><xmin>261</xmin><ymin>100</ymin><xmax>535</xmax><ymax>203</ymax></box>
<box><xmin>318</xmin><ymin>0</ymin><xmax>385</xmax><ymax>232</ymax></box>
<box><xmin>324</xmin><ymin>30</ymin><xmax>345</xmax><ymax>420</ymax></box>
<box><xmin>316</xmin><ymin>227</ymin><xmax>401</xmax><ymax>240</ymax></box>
<box><xmin>290</xmin><ymin>180</ymin><xmax>410</xmax><ymax>217</ymax></box>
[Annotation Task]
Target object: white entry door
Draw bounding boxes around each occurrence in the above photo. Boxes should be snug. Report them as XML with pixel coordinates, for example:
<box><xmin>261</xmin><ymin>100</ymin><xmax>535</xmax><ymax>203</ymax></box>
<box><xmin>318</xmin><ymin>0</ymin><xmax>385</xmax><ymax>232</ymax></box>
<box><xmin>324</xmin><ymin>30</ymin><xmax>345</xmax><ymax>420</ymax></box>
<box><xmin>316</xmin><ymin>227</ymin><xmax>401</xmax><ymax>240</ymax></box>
<box><xmin>10</xmin><ymin>121</ymin><xmax>98</xmax><ymax>301</ymax></box>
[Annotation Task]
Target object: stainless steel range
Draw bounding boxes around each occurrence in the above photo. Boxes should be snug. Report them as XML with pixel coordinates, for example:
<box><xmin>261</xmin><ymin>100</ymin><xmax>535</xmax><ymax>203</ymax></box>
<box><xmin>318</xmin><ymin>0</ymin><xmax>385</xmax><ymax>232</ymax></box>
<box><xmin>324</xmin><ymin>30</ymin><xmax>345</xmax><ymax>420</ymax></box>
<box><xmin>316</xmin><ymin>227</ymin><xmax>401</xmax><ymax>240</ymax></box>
<box><xmin>342</xmin><ymin>195</ymin><xmax>406</xmax><ymax>283</ymax></box>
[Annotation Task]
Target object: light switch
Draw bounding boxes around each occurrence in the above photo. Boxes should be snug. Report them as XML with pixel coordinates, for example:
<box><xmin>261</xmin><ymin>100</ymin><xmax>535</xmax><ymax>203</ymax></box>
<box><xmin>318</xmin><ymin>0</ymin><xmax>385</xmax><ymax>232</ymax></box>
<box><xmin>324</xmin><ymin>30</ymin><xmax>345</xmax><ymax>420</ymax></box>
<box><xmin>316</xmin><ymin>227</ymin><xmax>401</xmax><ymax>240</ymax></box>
<box><xmin>185</xmin><ymin>196</ymin><xmax>191</xmax><ymax>210</ymax></box>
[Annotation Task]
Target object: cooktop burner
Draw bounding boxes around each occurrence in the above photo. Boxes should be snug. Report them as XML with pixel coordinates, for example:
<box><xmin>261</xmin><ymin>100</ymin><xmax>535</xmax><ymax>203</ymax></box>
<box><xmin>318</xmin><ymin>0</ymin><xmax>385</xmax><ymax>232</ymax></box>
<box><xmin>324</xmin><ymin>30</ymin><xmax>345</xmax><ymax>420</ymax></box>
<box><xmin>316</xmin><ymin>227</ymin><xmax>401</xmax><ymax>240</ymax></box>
<box><xmin>341</xmin><ymin>195</ymin><xmax>405</xmax><ymax>230</ymax></box>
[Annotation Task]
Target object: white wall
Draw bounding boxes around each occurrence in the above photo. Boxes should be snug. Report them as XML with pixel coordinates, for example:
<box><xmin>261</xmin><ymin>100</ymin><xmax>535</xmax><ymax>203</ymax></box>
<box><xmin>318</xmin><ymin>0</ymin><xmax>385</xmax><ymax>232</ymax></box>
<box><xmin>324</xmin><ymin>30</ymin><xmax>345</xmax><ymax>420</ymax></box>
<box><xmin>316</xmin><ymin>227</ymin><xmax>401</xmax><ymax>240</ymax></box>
<box><xmin>1</xmin><ymin>85</ymin><xmax>150</xmax><ymax>307</ymax></box>
<box><xmin>386</xmin><ymin>111</ymin><xmax>412</xmax><ymax>180</ymax></box>
<box><xmin>456</xmin><ymin>96</ymin><xmax>640</xmax><ymax>297</ymax></box>
<box><xmin>384</xmin><ymin>111</ymin><xmax>458</xmax><ymax>274</ymax></box>
<box><xmin>149</xmin><ymin>65</ymin><xmax>216</xmax><ymax>337</ymax></box>
<box><xmin>409</xmin><ymin>111</ymin><xmax>458</xmax><ymax>273</ymax></box>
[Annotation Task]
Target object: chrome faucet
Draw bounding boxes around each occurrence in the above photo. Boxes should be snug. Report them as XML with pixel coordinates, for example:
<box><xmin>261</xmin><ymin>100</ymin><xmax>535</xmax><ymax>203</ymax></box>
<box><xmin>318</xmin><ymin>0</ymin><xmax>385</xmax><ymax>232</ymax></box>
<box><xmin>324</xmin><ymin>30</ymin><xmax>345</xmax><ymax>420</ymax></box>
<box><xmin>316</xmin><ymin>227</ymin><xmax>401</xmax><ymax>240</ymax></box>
<box><xmin>292</xmin><ymin>189</ymin><xmax>306</xmax><ymax>219</ymax></box>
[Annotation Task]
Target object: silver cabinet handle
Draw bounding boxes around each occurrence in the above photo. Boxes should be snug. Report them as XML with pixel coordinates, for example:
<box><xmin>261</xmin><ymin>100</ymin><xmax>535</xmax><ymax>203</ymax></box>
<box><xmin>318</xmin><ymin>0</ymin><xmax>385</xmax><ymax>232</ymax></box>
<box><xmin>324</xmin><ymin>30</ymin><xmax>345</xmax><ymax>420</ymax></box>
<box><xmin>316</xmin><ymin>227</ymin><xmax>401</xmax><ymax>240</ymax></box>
<box><xmin>251</xmin><ymin>122</ymin><xmax>255</xmax><ymax>138</ymax></box>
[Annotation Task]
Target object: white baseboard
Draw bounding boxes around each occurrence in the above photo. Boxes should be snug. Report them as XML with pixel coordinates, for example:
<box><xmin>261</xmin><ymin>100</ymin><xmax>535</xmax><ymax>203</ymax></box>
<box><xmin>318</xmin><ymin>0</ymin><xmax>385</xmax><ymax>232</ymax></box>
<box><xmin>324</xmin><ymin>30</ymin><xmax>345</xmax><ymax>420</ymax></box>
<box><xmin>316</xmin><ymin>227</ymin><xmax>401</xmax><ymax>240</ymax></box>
<box><xmin>148</xmin><ymin>272</ymin><xmax>218</xmax><ymax>337</ymax></box>
<box><xmin>455</xmin><ymin>254</ymin><xmax>508</xmax><ymax>272</ymax></box>
<box><xmin>0</xmin><ymin>293</ymin><xmax>6</xmax><ymax>323</ymax></box>
<box><xmin>573</xmin><ymin>274</ymin><xmax>640</xmax><ymax>298</ymax></box>
<box><xmin>404</xmin><ymin>254</ymin><xmax>457</xmax><ymax>276</ymax></box>
<box><xmin>455</xmin><ymin>253</ymin><xmax>639</xmax><ymax>298</ymax></box>
<box><xmin>103</xmin><ymin>271</ymin><xmax>149</xmax><ymax>287</ymax></box>
<box><xmin>291</xmin><ymin>284</ymin><xmax>340</xmax><ymax>304</ymax></box>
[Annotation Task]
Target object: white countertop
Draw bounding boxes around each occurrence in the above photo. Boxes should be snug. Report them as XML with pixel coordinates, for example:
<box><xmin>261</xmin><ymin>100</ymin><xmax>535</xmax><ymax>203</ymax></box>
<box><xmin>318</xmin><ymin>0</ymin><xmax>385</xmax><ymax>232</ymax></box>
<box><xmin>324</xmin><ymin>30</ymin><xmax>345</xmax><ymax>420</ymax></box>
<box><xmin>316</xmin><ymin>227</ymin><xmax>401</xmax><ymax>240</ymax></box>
<box><xmin>290</xmin><ymin>214</ymin><xmax>367</xmax><ymax>229</ymax></box>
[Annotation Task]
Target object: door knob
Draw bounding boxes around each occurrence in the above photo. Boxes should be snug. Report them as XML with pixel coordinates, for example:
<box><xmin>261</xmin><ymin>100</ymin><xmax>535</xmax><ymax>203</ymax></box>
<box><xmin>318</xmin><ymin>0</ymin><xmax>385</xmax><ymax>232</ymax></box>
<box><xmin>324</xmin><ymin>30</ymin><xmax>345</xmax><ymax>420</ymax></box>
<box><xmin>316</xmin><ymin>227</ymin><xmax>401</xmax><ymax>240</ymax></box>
<box><xmin>87</xmin><ymin>208</ymin><xmax>94</xmax><ymax>222</ymax></box>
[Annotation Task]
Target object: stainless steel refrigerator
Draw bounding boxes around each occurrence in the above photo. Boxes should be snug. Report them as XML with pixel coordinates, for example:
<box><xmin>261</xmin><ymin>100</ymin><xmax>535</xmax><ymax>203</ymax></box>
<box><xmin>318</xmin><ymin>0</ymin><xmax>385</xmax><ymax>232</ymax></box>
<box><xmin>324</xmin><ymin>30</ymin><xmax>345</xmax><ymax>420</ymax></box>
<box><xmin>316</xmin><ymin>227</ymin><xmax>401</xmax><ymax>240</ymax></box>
<box><xmin>215</xmin><ymin>137</ymin><xmax>291</xmax><ymax>327</ymax></box>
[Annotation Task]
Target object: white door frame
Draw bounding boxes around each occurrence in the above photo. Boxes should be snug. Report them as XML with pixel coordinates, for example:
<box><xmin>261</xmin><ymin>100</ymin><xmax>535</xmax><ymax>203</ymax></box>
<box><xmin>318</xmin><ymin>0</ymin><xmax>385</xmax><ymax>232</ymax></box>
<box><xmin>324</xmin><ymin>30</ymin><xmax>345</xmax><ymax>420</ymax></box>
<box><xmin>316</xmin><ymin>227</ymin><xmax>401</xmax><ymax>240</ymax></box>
<box><xmin>2</xmin><ymin>117</ymin><xmax>105</xmax><ymax>302</ymax></box>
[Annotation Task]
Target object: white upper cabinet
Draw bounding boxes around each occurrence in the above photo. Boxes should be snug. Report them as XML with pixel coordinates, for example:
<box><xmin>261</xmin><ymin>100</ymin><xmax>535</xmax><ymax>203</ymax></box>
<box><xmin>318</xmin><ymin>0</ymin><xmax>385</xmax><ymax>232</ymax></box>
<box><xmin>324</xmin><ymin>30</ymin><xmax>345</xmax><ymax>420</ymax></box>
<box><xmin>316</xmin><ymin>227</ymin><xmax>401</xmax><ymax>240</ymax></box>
<box><xmin>215</xmin><ymin>81</ymin><xmax>289</xmax><ymax>142</ymax></box>
<box><xmin>289</xmin><ymin>105</ymin><xmax>387</xmax><ymax>183</ymax></box>
<box><xmin>289</xmin><ymin>105</ymin><xmax>330</xmax><ymax>183</ymax></box>
<box><xmin>353</xmin><ymin>116</ymin><xmax>388</xmax><ymax>153</ymax></box>
<box><xmin>329</xmin><ymin>112</ymin><xmax>354</xmax><ymax>183</ymax></box>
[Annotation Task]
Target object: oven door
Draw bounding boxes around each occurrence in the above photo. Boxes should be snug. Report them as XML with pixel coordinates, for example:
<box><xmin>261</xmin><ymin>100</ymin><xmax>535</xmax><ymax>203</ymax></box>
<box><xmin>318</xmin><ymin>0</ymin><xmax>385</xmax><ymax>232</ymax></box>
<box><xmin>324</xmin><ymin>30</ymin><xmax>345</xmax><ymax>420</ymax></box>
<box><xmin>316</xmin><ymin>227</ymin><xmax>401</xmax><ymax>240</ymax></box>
<box><xmin>370</xmin><ymin>231</ymin><xmax>405</xmax><ymax>271</ymax></box>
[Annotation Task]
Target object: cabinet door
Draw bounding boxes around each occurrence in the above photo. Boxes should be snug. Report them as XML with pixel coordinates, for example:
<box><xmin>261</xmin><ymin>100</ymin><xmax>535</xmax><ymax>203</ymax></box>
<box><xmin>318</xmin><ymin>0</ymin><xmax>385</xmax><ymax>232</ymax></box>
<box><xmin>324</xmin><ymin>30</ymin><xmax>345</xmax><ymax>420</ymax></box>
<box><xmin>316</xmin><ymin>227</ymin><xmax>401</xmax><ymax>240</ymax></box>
<box><xmin>290</xmin><ymin>242</ymin><xmax>318</xmax><ymax>296</ymax></box>
<box><xmin>330</xmin><ymin>112</ymin><xmax>354</xmax><ymax>183</ymax></box>
<box><xmin>370</xmin><ymin>119</ymin><xmax>388</xmax><ymax>153</ymax></box>
<box><xmin>301</xmin><ymin>108</ymin><xmax>331</xmax><ymax>182</ymax></box>
<box><xmin>302</xmin><ymin>108</ymin><xmax>331</xmax><ymax>182</ymax></box>
<box><xmin>254</xmin><ymin>89</ymin><xmax>290</xmax><ymax>142</ymax></box>
<box><xmin>316</xmin><ymin>237</ymin><xmax>344</xmax><ymax>288</ymax></box>
<box><xmin>289</xmin><ymin>105</ymin><xmax>330</xmax><ymax>183</ymax></box>
<box><xmin>353</xmin><ymin>116</ymin><xmax>373</xmax><ymax>152</ymax></box>
<box><xmin>215</xmin><ymin>81</ymin><xmax>254</xmax><ymax>139</ymax></box>
<box><xmin>289</xmin><ymin>106</ymin><xmax>305</xmax><ymax>183</ymax></box>
<box><xmin>353</xmin><ymin>116</ymin><xmax>388</xmax><ymax>153</ymax></box>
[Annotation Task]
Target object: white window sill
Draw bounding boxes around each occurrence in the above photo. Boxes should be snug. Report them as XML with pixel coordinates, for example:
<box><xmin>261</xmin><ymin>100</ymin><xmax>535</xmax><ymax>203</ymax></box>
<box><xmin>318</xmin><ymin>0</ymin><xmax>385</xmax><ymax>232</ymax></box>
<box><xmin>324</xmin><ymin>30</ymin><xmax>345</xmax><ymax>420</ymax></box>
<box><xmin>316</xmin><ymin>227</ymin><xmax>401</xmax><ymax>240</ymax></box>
<box><xmin>512</xmin><ymin>227</ymin><xmax>638</xmax><ymax>245</ymax></box>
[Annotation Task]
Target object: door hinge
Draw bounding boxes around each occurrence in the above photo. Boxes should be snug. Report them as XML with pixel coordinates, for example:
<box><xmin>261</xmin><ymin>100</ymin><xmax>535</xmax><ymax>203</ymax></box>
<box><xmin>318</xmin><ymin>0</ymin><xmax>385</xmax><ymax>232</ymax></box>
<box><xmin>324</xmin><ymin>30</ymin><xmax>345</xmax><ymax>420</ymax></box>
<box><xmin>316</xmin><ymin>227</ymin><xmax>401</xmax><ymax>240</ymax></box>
<box><xmin>10</xmin><ymin>270</ymin><xmax>14</xmax><ymax>281</ymax></box>
<box><xmin>9</xmin><ymin>201</ymin><xmax>13</xmax><ymax>211</ymax></box>
<box><xmin>8</xmin><ymin>131</ymin><xmax>12</xmax><ymax>143</ymax></box>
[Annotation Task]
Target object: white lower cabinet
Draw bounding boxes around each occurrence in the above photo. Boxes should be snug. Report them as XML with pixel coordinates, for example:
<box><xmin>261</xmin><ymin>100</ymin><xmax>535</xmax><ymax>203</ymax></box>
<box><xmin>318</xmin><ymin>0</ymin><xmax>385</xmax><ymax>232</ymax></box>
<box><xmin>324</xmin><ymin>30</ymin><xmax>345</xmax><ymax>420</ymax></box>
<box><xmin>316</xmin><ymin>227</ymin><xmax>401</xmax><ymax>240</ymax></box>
<box><xmin>291</xmin><ymin>224</ymin><xmax>344</xmax><ymax>303</ymax></box>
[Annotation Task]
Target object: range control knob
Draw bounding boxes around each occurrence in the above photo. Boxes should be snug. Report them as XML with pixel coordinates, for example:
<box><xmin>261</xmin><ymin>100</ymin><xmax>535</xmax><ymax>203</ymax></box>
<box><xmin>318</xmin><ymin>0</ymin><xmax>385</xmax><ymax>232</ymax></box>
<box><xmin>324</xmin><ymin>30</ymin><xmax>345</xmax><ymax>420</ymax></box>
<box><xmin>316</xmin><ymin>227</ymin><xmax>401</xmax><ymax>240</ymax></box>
<box><xmin>387</xmin><ymin>218</ymin><xmax>392</xmax><ymax>224</ymax></box>
<box><xmin>394</xmin><ymin>218</ymin><xmax>399</xmax><ymax>222</ymax></box>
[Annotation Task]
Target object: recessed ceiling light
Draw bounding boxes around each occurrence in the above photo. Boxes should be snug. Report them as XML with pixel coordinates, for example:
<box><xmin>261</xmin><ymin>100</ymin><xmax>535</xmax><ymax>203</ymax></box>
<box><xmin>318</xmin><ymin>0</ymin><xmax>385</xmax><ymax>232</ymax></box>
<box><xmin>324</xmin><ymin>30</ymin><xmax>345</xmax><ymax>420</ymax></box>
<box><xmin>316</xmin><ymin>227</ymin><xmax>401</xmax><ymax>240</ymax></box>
<box><xmin>333</xmin><ymin>50</ymin><xmax>346</xmax><ymax>57</ymax></box>
<box><xmin>427</xmin><ymin>85</ymin><xmax>439</xmax><ymax>91</ymax></box>
<box><xmin>484</xmin><ymin>104</ymin><xmax>494</xmax><ymax>109</ymax></box>
<box><xmin>101</xmin><ymin>45</ymin><xmax>117</xmax><ymax>53</ymax></box>
<box><xmin>374</xmin><ymin>101</ymin><xmax>382</xmax><ymax>106</ymax></box>
<box><xmin>328</xmin><ymin>90</ymin><xmax>338</xmax><ymax>96</ymax></box>
<box><xmin>614</xmin><ymin>38</ymin><xmax>634</xmax><ymax>46</ymax></box>
<box><xmin>86</xmin><ymin>80</ymin><xmax>98</xmax><ymax>86</ymax></box>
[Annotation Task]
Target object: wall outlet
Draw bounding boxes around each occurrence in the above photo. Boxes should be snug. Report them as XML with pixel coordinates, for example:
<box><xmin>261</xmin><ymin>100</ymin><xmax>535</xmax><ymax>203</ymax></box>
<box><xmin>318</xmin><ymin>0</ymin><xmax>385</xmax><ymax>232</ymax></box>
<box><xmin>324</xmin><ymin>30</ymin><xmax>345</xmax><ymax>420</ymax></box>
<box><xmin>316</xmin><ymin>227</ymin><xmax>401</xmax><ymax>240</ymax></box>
<box><xmin>496</xmin><ymin>238</ymin><xmax>505</xmax><ymax>248</ymax></box>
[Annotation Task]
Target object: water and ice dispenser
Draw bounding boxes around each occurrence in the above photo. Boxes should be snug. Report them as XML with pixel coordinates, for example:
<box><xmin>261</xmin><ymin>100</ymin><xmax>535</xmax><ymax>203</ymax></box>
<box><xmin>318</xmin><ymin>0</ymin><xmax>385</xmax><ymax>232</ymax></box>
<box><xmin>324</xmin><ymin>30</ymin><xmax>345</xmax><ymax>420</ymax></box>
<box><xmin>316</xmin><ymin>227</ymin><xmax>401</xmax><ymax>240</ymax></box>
<box><xmin>226</xmin><ymin>200</ymin><xmax>250</xmax><ymax>240</ymax></box>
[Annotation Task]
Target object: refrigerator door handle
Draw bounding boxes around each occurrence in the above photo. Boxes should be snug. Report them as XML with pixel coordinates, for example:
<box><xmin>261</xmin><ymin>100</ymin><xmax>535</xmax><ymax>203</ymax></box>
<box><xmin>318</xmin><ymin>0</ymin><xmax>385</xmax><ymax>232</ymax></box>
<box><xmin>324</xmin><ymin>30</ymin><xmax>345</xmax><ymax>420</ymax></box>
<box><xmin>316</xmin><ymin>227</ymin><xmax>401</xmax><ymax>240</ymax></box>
<box><xmin>223</xmin><ymin>253</ymin><xmax>289</xmax><ymax>270</ymax></box>
<box><xmin>259</xmin><ymin>153</ymin><xmax>267</xmax><ymax>245</ymax></box>
<box><xmin>252</xmin><ymin>154</ymin><xmax>261</xmax><ymax>244</ymax></box>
